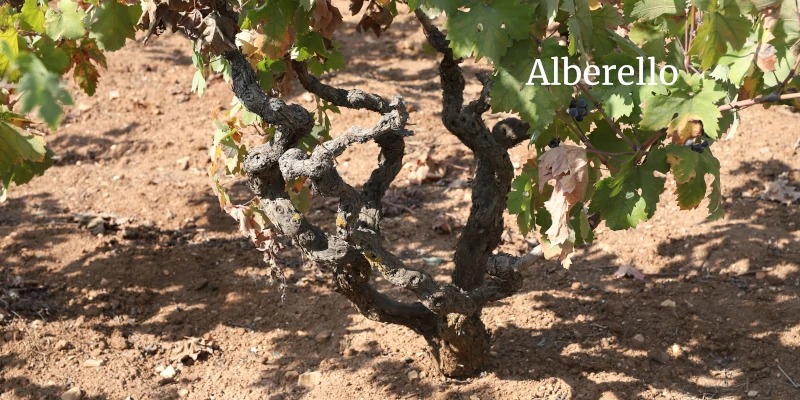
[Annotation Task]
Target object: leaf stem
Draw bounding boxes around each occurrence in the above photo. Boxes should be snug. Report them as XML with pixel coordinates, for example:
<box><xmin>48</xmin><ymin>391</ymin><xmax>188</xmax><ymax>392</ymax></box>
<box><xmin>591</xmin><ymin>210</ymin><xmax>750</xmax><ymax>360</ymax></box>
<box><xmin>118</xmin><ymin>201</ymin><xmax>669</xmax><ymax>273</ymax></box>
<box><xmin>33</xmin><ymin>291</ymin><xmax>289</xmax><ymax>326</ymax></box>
<box><xmin>684</xmin><ymin>7</ymin><xmax>691</xmax><ymax>73</ymax></box>
<box><xmin>775</xmin><ymin>56</ymin><xmax>800</xmax><ymax>95</ymax></box>
<box><xmin>555</xmin><ymin>111</ymin><xmax>620</xmax><ymax>173</ymax></box>
<box><xmin>576</xmin><ymin>81</ymin><xmax>637</xmax><ymax>150</ymax></box>
<box><xmin>633</xmin><ymin>129</ymin><xmax>667</xmax><ymax>164</ymax></box>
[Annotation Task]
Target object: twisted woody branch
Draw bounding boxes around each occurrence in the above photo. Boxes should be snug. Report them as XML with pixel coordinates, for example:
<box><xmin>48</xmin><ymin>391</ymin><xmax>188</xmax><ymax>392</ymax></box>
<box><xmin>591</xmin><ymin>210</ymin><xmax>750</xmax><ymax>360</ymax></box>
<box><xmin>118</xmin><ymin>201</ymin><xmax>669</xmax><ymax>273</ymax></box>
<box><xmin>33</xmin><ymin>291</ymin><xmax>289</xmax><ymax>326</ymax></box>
<box><xmin>168</xmin><ymin>5</ymin><xmax>548</xmax><ymax>376</ymax></box>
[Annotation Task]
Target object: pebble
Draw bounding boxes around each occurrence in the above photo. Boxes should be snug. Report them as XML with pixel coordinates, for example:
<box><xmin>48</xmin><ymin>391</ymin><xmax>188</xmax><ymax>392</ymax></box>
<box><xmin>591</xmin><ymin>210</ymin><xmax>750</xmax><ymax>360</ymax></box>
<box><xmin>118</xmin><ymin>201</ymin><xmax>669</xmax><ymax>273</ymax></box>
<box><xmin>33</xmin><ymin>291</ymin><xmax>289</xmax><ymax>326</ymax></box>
<box><xmin>408</xmin><ymin>370</ymin><xmax>419</xmax><ymax>381</ymax></box>
<box><xmin>470</xmin><ymin>396</ymin><xmax>480</xmax><ymax>400</ymax></box>
<box><xmin>109</xmin><ymin>330</ymin><xmax>129</xmax><ymax>350</ymax></box>
<box><xmin>284</xmin><ymin>370</ymin><xmax>299</xmax><ymax>381</ymax></box>
<box><xmin>83</xmin><ymin>359</ymin><xmax>104</xmax><ymax>368</ymax></box>
<box><xmin>671</xmin><ymin>344</ymin><xmax>683</xmax><ymax>357</ymax></box>
<box><xmin>55</xmin><ymin>339</ymin><xmax>70</xmax><ymax>351</ymax></box>
<box><xmin>160</xmin><ymin>365</ymin><xmax>177</xmax><ymax>380</ymax></box>
<box><xmin>660</xmin><ymin>299</ymin><xmax>676</xmax><ymax>308</ymax></box>
<box><xmin>61</xmin><ymin>387</ymin><xmax>83</xmax><ymax>400</ymax></box>
<box><xmin>177</xmin><ymin>389</ymin><xmax>189</xmax><ymax>397</ymax></box>
<box><xmin>649</xmin><ymin>350</ymin><xmax>671</xmax><ymax>364</ymax></box>
<box><xmin>748</xmin><ymin>390</ymin><xmax>758</xmax><ymax>397</ymax></box>
<box><xmin>314</xmin><ymin>331</ymin><xmax>331</xmax><ymax>343</ymax></box>
<box><xmin>298</xmin><ymin>371</ymin><xmax>321</xmax><ymax>387</ymax></box>
<box><xmin>632</xmin><ymin>334</ymin><xmax>645</xmax><ymax>345</ymax></box>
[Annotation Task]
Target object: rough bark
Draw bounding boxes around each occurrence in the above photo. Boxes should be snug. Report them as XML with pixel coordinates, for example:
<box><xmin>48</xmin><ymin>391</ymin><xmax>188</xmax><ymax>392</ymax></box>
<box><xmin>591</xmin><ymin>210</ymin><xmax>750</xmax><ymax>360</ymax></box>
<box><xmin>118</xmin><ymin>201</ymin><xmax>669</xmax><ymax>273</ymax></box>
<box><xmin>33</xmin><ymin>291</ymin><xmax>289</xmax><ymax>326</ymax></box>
<box><xmin>205</xmin><ymin>14</ymin><xmax>546</xmax><ymax>378</ymax></box>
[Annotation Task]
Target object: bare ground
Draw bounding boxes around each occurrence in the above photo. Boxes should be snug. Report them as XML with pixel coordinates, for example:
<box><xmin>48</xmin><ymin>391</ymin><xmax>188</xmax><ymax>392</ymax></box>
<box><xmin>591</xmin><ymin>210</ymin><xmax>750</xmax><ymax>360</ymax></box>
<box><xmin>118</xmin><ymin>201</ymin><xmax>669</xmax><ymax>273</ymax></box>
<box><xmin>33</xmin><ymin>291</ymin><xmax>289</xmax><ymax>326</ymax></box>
<box><xmin>1</xmin><ymin>8</ymin><xmax>800</xmax><ymax>400</ymax></box>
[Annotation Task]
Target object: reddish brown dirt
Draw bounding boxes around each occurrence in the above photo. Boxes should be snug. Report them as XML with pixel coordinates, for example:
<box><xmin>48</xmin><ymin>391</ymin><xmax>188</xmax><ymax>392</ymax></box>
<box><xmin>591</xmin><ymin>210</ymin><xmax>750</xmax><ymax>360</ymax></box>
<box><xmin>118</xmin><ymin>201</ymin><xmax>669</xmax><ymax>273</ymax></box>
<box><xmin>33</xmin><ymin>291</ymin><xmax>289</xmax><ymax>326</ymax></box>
<box><xmin>2</xmin><ymin>7</ymin><xmax>800</xmax><ymax>400</ymax></box>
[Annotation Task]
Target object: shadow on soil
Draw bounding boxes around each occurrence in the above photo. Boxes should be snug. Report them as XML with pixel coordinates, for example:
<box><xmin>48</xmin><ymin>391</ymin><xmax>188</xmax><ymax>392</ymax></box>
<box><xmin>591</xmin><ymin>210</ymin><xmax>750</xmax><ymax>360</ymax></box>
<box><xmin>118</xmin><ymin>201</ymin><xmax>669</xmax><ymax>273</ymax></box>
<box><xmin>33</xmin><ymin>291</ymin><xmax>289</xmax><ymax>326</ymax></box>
<box><xmin>2</xmin><ymin>156</ymin><xmax>799</xmax><ymax>399</ymax></box>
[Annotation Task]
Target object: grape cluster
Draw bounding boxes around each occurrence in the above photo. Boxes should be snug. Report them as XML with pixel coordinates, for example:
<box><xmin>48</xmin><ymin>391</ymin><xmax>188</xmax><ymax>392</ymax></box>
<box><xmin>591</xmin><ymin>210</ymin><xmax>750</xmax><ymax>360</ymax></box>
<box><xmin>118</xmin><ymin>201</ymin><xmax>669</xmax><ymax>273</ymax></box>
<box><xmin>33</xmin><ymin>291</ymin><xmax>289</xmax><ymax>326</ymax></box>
<box><xmin>568</xmin><ymin>98</ymin><xmax>589</xmax><ymax>122</ymax></box>
<box><xmin>685</xmin><ymin>138</ymin><xmax>709</xmax><ymax>153</ymax></box>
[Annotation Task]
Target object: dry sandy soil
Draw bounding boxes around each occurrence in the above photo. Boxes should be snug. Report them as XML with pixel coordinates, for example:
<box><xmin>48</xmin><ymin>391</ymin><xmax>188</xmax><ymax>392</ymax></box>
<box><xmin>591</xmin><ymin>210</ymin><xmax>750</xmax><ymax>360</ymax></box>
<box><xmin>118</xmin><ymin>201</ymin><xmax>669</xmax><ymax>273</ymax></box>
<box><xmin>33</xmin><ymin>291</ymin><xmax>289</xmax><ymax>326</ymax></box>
<box><xmin>2</xmin><ymin>6</ymin><xmax>800</xmax><ymax>400</ymax></box>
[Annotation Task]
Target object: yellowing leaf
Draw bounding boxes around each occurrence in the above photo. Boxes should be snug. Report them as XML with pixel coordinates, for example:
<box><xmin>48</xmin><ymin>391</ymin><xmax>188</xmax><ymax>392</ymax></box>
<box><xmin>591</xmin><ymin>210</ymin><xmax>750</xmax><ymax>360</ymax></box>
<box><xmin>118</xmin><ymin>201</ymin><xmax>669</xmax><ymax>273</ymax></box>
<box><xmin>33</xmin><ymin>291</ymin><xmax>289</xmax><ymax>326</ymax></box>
<box><xmin>538</xmin><ymin>145</ymin><xmax>589</xmax><ymax>245</ymax></box>
<box><xmin>312</xmin><ymin>0</ymin><xmax>343</xmax><ymax>39</ymax></box>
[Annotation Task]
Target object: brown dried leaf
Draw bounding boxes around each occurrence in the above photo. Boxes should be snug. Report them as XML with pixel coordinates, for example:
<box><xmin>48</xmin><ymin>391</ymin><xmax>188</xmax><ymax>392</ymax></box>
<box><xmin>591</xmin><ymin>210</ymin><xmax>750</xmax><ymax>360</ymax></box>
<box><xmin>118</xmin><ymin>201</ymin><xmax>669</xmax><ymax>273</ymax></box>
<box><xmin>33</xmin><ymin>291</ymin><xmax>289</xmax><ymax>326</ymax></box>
<box><xmin>613</xmin><ymin>264</ymin><xmax>646</xmax><ymax>280</ymax></box>
<box><xmin>349</xmin><ymin>0</ymin><xmax>365</xmax><ymax>15</ymax></box>
<box><xmin>279</xmin><ymin>65</ymin><xmax>297</xmax><ymax>97</ymax></box>
<box><xmin>170</xmin><ymin>336</ymin><xmax>217</xmax><ymax>364</ymax></box>
<box><xmin>405</xmin><ymin>149</ymin><xmax>444</xmax><ymax>185</ymax></box>
<box><xmin>761</xmin><ymin>179</ymin><xmax>800</xmax><ymax>205</ymax></box>
<box><xmin>313</xmin><ymin>0</ymin><xmax>344</xmax><ymax>39</ymax></box>
<box><xmin>197</xmin><ymin>12</ymin><xmax>237</xmax><ymax>55</ymax></box>
<box><xmin>227</xmin><ymin>202</ymin><xmax>278</xmax><ymax>250</ymax></box>
<box><xmin>432</xmin><ymin>213</ymin><xmax>463</xmax><ymax>234</ymax></box>
<box><xmin>757</xmin><ymin>44</ymin><xmax>778</xmax><ymax>72</ymax></box>
<box><xmin>356</xmin><ymin>1</ymin><xmax>393</xmax><ymax>37</ymax></box>
<box><xmin>538</xmin><ymin>145</ymin><xmax>589</xmax><ymax>245</ymax></box>
<box><xmin>432</xmin><ymin>213</ymin><xmax>452</xmax><ymax>234</ymax></box>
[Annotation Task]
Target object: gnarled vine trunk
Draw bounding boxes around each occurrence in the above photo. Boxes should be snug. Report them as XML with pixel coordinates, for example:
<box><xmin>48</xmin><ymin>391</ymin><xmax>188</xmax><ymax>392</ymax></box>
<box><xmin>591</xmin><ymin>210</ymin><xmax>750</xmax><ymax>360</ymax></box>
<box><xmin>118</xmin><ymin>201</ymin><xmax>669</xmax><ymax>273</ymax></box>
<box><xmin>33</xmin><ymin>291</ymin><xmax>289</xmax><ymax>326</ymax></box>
<box><xmin>188</xmin><ymin>6</ymin><xmax>541</xmax><ymax>378</ymax></box>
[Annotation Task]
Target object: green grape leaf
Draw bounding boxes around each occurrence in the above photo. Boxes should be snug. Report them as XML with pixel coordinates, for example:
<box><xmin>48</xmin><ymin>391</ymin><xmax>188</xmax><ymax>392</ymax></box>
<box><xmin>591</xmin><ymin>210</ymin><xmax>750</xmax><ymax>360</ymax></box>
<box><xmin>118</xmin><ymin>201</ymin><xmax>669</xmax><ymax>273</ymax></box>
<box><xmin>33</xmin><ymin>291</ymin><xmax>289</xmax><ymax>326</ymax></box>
<box><xmin>1</xmin><ymin>146</ymin><xmax>54</xmax><ymax>199</ymax></box>
<box><xmin>490</xmin><ymin>38</ymin><xmax>573</xmax><ymax>134</ymax></box>
<box><xmin>630</xmin><ymin>21</ymin><xmax>666</xmax><ymax>61</ymax></box>
<box><xmin>247</xmin><ymin>2</ymin><xmax>293</xmax><ymax>60</ymax></box>
<box><xmin>20</xmin><ymin>0</ymin><xmax>46</xmax><ymax>34</ymax></box>
<box><xmin>543</xmin><ymin>0</ymin><xmax>559</xmax><ymax>23</ymax></box>
<box><xmin>562</xmin><ymin>0</ymin><xmax>593</xmax><ymax>56</ymax></box>
<box><xmin>192</xmin><ymin>69</ymin><xmax>206</xmax><ymax>96</ymax></box>
<box><xmin>300</xmin><ymin>0</ymin><xmax>315</xmax><ymax>11</ymax></box>
<box><xmin>212</xmin><ymin>120</ymin><xmax>247</xmax><ymax>175</ymax></box>
<box><xmin>630</xmin><ymin>0</ymin><xmax>683</xmax><ymax>20</ymax></box>
<box><xmin>289</xmin><ymin>185</ymin><xmax>312</xmax><ymax>214</ymax></box>
<box><xmin>45</xmin><ymin>0</ymin><xmax>87</xmax><ymax>40</ymax></box>
<box><xmin>11</xmin><ymin>52</ymin><xmax>73</xmax><ymax>129</ymax></box>
<box><xmin>507</xmin><ymin>160</ymin><xmax>538</xmax><ymax>235</ymax></box>
<box><xmin>444</xmin><ymin>0</ymin><xmax>531</xmax><ymax>62</ymax></box>
<box><xmin>0</xmin><ymin>28</ymin><xmax>20</xmax><ymax>79</ymax></box>
<box><xmin>588</xmin><ymin>150</ymin><xmax>669</xmax><ymax>230</ymax></box>
<box><xmin>569</xmin><ymin>204</ymin><xmax>593</xmax><ymax>246</ymax></box>
<box><xmin>88</xmin><ymin>0</ymin><xmax>142</xmax><ymax>52</ymax></box>
<box><xmin>33</xmin><ymin>37</ymin><xmax>70</xmax><ymax>74</ymax></box>
<box><xmin>688</xmin><ymin>11</ymin><xmax>751</xmax><ymax>70</ymax></box>
<box><xmin>640</xmin><ymin>72</ymin><xmax>726</xmax><ymax>142</ymax></box>
<box><xmin>590</xmin><ymin>5</ymin><xmax>622</xmax><ymax>55</ymax></box>
<box><xmin>665</xmin><ymin>145</ymin><xmax>722</xmax><ymax>218</ymax></box>
<box><xmin>593</xmin><ymin>84</ymin><xmax>635</xmax><ymax>120</ymax></box>
<box><xmin>425</xmin><ymin>0</ymin><xmax>461</xmax><ymax>14</ymax></box>
<box><xmin>0</xmin><ymin>120</ymin><xmax>47</xmax><ymax>174</ymax></box>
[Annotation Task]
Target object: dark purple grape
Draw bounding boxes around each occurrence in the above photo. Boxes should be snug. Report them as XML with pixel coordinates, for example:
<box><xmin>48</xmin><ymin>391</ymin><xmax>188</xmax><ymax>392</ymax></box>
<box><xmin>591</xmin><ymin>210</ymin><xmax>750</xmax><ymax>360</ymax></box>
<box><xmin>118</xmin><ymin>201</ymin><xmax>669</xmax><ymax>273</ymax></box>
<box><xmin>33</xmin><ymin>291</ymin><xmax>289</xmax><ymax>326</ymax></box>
<box><xmin>578</xmin><ymin>108</ymin><xmax>587</xmax><ymax>116</ymax></box>
<box><xmin>575</xmin><ymin>115</ymin><xmax>584</xmax><ymax>122</ymax></box>
<box><xmin>568</xmin><ymin>108</ymin><xmax>578</xmax><ymax>117</ymax></box>
<box><xmin>690</xmin><ymin>143</ymin><xmax>705</xmax><ymax>153</ymax></box>
<box><xmin>548</xmin><ymin>137</ymin><xmax>561</xmax><ymax>148</ymax></box>
<box><xmin>569</xmin><ymin>99</ymin><xmax>577</xmax><ymax>108</ymax></box>
<box><xmin>700</xmin><ymin>140</ymin><xmax>709</xmax><ymax>147</ymax></box>
<box><xmin>577</xmin><ymin>99</ymin><xmax>587</xmax><ymax>108</ymax></box>
<box><xmin>685</xmin><ymin>138</ymin><xmax>694</xmax><ymax>146</ymax></box>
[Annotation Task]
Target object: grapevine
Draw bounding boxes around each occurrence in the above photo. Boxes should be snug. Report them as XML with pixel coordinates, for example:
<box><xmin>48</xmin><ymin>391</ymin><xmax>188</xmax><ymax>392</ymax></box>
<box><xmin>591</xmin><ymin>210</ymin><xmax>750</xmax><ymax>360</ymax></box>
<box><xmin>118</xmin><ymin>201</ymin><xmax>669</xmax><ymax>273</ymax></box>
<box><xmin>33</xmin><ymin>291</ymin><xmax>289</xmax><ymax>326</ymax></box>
<box><xmin>2</xmin><ymin>0</ymin><xmax>800</xmax><ymax>377</ymax></box>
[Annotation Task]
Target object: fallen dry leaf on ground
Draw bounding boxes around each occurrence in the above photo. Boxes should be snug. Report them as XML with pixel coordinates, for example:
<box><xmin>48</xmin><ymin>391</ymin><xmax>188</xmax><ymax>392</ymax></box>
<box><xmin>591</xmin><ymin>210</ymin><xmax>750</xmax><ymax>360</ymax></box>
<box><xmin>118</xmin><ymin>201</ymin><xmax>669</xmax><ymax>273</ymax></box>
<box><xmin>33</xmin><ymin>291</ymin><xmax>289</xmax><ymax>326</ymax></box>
<box><xmin>405</xmin><ymin>149</ymin><xmax>445</xmax><ymax>185</ymax></box>
<box><xmin>170</xmin><ymin>336</ymin><xmax>217</xmax><ymax>364</ymax></box>
<box><xmin>761</xmin><ymin>179</ymin><xmax>800</xmax><ymax>205</ymax></box>
<box><xmin>538</xmin><ymin>145</ymin><xmax>589</xmax><ymax>245</ymax></box>
<box><xmin>432</xmin><ymin>212</ymin><xmax>464</xmax><ymax>234</ymax></box>
<box><xmin>613</xmin><ymin>265</ymin><xmax>646</xmax><ymax>280</ymax></box>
